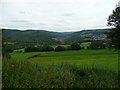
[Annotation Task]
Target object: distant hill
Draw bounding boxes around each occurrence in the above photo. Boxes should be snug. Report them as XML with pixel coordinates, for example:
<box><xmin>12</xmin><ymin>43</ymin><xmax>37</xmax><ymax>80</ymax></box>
<box><xmin>2</xmin><ymin>28</ymin><xmax>110</xmax><ymax>48</ymax></box>
<box><xmin>65</xmin><ymin>29</ymin><xmax>110</xmax><ymax>43</ymax></box>
<box><xmin>2</xmin><ymin>29</ymin><xmax>64</xmax><ymax>45</ymax></box>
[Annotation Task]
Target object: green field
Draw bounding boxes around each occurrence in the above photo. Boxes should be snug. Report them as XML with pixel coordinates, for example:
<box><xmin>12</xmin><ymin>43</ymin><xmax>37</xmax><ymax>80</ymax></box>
<box><xmin>3</xmin><ymin>49</ymin><xmax>118</xmax><ymax>88</ymax></box>
<box><xmin>11</xmin><ymin>49</ymin><xmax>118</xmax><ymax>70</ymax></box>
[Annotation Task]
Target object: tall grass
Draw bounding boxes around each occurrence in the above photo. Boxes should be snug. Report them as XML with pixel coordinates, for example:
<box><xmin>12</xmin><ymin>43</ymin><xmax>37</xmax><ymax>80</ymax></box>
<box><xmin>2</xmin><ymin>59</ymin><xmax>118</xmax><ymax>88</ymax></box>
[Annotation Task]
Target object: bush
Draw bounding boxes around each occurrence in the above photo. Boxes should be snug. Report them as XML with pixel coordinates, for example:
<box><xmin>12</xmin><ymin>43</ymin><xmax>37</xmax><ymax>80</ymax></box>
<box><xmin>67</xmin><ymin>46</ymin><xmax>72</xmax><ymax>50</ymax></box>
<box><xmin>89</xmin><ymin>41</ymin><xmax>106</xmax><ymax>49</ymax></box>
<box><xmin>25</xmin><ymin>45</ymin><xmax>54</xmax><ymax>52</ymax></box>
<box><xmin>2</xmin><ymin>45</ymin><xmax>13</xmax><ymax>53</ymax></box>
<box><xmin>25</xmin><ymin>46</ymin><xmax>40</xmax><ymax>52</ymax></box>
<box><xmin>2</xmin><ymin>46</ymin><xmax>11</xmax><ymax>59</ymax></box>
<box><xmin>41</xmin><ymin>45</ymin><xmax>54</xmax><ymax>51</ymax></box>
<box><xmin>2</xmin><ymin>51</ymin><xmax>11</xmax><ymax>59</ymax></box>
<box><xmin>55</xmin><ymin>46</ymin><xmax>66</xmax><ymax>51</ymax></box>
<box><xmin>81</xmin><ymin>47</ymin><xmax>84</xmax><ymax>49</ymax></box>
<box><xmin>70</xmin><ymin>43</ymin><xmax>81</xmax><ymax>50</ymax></box>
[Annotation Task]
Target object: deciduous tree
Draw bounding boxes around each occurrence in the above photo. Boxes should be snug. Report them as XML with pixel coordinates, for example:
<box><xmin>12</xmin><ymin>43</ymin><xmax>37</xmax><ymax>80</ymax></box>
<box><xmin>107</xmin><ymin>3</ymin><xmax>120</xmax><ymax>50</ymax></box>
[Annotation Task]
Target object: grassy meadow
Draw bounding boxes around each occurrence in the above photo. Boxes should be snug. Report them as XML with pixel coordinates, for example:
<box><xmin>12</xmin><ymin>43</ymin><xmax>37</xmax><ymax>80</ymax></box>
<box><xmin>11</xmin><ymin>49</ymin><xmax>118</xmax><ymax>70</ymax></box>
<box><xmin>3</xmin><ymin>49</ymin><xmax>118</xmax><ymax>88</ymax></box>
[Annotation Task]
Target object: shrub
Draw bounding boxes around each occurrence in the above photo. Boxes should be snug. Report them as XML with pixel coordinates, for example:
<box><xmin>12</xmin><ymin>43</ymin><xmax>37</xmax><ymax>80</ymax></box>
<box><xmin>89</xmin><ymin>41</ymin><xmax>106</xmax><ymax>49</ymax></box>
<box><xmin>41</xmin><ymin>45</ymin><xmax>54</xmax><ymax>51</ymax></box>
<box><xmin>55</xmin><ymin>46</ymin><xmax>66</xmax><ymax>51</ymax></box>
<box><xmin>25</xmin><ymin>45</ymin><xmax>54</xmax><ymax>52</ymax></box>
<box><xmin>25</xmin><ymin>46</ymin><xmax>40</xmax><ymax>52</ymax></box>
<box><xmin>70</xmin><ymin>43</ymin><xmax>81</xmax><ymax>50</ymax></box>
<box><xmin>67</xmin><ymin>46</ymin><xmax>72</xmax><ymax>50</ymax></box>
<box><xmin>81</xmin><ymin>47</ymin><xmax>84</xmax><ymax>49</ymax></box>
<box><xmin>2</xmin><ymin>45</ymin><xmax>13</xmax><ymax>53</ymax></box>
<box><xmin>2</xmin><ymin>51</ymin><xmax>11</xmax><ymax>59</ymax></box>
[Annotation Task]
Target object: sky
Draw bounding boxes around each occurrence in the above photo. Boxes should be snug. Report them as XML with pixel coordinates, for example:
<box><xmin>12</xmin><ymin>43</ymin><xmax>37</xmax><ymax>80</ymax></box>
<box><xmin>0</xmin><ymin>0</ymin><xmax>119</xmax><ymax>32</ymax></box>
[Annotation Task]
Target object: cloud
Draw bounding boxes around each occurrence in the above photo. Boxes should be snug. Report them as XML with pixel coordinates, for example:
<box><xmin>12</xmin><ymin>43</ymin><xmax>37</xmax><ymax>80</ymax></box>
<box><xmin>0</xmin><ymin>0</ymin><xmax>119</xmax><ymax>32</ymax></box>
<box><xmin>11</xmin><ymin>20</ymin><xmax>35</xmax><ymax>26</ymax></box>
<box><xmin>38</xmin><ymin>23</ymin><xmax>47</xmax><ymax>26</ymax></box>
<box><xmin>19</xmin><ymin>11</ymin><xmax>26</xmax><ymax>14</ymax></box>
<box><xmin>12</xmin><ymin>20</ymin><xmax>29</xmax><ymax>23</ymax></box>
<box><xmin>62</xmin><ymin>13</ymin><xmax>74</xmax><ymax>17</ymax></box>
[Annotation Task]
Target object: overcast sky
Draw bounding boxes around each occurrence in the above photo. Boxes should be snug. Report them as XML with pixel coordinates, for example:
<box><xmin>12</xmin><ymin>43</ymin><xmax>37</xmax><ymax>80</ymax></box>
<box><xmin>0</xmin><ymin>0</ymin><xmax>119</xmax><ymax>32</ymax></box>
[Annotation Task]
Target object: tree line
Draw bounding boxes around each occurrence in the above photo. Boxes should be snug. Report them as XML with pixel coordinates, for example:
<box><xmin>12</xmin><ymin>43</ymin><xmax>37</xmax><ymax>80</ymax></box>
<box><xmin>24</xmin><ymin>41</ymin><xmax>107</xmax><ymax>52</ymax></box>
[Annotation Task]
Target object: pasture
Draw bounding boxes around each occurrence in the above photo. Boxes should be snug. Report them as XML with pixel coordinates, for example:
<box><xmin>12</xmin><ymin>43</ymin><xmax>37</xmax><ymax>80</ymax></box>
<box><xmin>11</xmin><ymin>49</ymin><xmax>118</xmax><ymax>70</ymax></box>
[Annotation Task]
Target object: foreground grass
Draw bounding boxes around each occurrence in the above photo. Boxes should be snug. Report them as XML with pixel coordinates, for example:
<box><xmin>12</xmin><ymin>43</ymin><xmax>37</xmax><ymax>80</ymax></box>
<box><xmin>2</xmin><ymin>59</ymin><xmax>118</xmax><ymax>88</ymax></box>
<box><xmin>6</xmin><ymin>49</ymin><xmax>118</xmax><ymax>88</ymax></box>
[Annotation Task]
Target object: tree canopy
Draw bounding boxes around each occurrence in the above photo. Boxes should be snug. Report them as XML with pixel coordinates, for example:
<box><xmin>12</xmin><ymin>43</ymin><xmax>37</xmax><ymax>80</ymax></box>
<box><xmin>107</xmin><ymin>4</ymin><xmax>120</xmax><ymax>50</ymax></box>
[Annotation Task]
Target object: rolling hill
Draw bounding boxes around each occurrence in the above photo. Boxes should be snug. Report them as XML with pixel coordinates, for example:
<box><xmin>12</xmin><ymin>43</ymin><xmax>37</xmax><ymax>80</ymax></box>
<box><xmin>2</xmin><ymin>28</ymin><xmax>110</xmax><ymax>49</ymax></box>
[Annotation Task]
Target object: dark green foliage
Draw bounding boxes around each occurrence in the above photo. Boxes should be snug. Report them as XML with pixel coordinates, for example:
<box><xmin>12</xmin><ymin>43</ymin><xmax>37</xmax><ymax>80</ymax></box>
<box><xmin>108</xmin><ymin>6</ymin><xmax>120</xmax><ymax>27</ymax></box>
<box><xmin>107</xmin><ymin>6</ymin><xmax>120</xmax><ymax>50</ymax></box>
<box><xmin>67</xmin><ymin>46</ymin><xmax>72</xmax><ymax>50</ymax></box>
<box><xmin>89</xmin><ymin>41</ymin><xmax>106</xmax><ymax>49</ymax></box>
<box><xmin>25</xmin><ymin>45</ymin><xmax>54</xmax><ymax>52</ymax></box>
<box><xmin>25</xmin><ymin>47</ymin><xmax>40</xmax><ymax>52</ymax></box>
<box><xmin>2</xmin><ymin>42</ymin><xmax>11</xmax><ymax>59</ymax></box>
<box><xmin>70</xmin><ymin>43</ymin><xmax>81</xmax><ymax>50</ymax></box>
<box><xmin>55</xmin><ymin>46</ymin><xmax>66</xmax><ymax>51</ymax></box>
<box><xmin>81</xmin><ymin>47</ymin><xmax>84</xmax><ymax>49</ymax></box>
<box><xmin>2</xmin><ymin>44</ymin><xmax>13</xmax><ymax>53</ymax></box>
<box><xmin>2</xmin><ymin>51</ymin><xmax>11</xmax><ymax>59</ymax></box>
<box><xmin>107</xmin><ymin>28</ymin><xmax>120</xmax><ymax>50</ymax></box>
<box><xmin>2</xmin><ymin>60</ymin><xmax>118</xmax><ymax>88</ymax></box>
<box><xmin>41</xmin><ymin>45</ymin><xmax>54</xmax><ymax>51</ymax></box>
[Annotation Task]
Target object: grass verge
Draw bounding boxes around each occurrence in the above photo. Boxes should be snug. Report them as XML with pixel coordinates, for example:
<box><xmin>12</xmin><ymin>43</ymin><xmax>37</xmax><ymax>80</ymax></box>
<box><xmin>2</xmin><ymin>59</ymin><xmax>118</xmax><ymax>88</ymax></box>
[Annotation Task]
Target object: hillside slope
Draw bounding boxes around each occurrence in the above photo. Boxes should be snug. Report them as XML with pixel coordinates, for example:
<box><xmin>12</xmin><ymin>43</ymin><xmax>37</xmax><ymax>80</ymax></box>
<box><xmin>2</xmin><ymin>28</ymin><xmax>110</xmax><ymax>48</ymax></box>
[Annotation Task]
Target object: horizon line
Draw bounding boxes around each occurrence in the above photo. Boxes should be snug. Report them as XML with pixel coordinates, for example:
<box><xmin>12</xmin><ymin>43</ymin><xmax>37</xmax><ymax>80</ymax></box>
<box><xmin>1</xmin><ymin>27</ymin><xmax>111</xmax><ymax>32</ymax></box>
